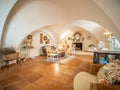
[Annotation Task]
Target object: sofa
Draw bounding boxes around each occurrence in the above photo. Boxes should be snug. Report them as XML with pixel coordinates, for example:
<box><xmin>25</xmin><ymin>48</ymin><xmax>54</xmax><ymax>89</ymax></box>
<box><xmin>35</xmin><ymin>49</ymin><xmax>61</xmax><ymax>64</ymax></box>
<box><xmin>73</xmin><ymin>61</ymin><xmax>120</xmax><ymax>90</ymax></box>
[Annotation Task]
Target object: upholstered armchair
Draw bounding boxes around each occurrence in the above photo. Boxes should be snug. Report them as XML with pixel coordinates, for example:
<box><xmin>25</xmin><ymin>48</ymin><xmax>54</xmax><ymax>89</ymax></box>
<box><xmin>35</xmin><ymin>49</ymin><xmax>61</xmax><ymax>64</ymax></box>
<box><xmin>73</xmin><ymin>62</ymin><xmax>120</xmax><ymax>90</ymax></box>
<box><xmin>41</xmin><ymin>46</ymin><xmax>47</xmax><ymax>56</ymax></box>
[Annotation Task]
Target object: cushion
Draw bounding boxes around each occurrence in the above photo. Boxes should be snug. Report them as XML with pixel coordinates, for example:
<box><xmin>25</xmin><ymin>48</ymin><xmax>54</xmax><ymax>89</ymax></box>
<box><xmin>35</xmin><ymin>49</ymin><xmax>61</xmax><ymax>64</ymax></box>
<box><xmin>74</xmin><ymin>72</ymin><xmax>97</xmax><ymax>90</ymax></box>
<box><xmin>97</xmin><ymin>60</ymin><xmax>120</xmax><ymax>85</ymax></box>
<box><xmin>90</xmin><ymin>83</ymin><xmax>120</xmax><ymax>90</ymax></box>
<box><xmin>89</xmin><ymin>64</ymin><xmax>104</xmax><ymax>75</ymax></box>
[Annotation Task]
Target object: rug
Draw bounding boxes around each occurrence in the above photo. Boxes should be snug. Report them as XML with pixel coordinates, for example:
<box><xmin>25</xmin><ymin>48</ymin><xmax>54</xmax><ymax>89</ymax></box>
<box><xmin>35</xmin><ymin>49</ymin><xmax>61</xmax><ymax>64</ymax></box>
<box><xmin>58</xmin><ymin>56</ymin><xmax>75</xmax><ymax>64</ymax></box>
<box><xmin>45</xmin><ymin>55</ymin><xmax>75</xmax><ymax>65</ymax></box>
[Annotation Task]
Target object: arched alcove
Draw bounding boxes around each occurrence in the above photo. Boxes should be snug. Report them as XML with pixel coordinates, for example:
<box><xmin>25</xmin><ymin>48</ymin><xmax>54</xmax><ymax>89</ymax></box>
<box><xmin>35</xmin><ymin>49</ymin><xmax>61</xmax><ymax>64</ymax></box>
<box><xmin>59</xmin><ymin>20</ymin><xmax>112</xmax><ymax>51</ymax></box>
<box><xmin>59</xmin><ymin>27</ymin><xmax>99</xmax><ymax>51</ymax></box>
<box><xmin>17</xmin><ymin>27</ymin><xmax>57</xmax><ymax>57</ymax></box>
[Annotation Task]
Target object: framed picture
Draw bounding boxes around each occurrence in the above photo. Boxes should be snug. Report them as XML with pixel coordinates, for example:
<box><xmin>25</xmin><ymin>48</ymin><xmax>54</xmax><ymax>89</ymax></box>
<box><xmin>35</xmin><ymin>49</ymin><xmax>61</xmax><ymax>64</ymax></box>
<box><xmin>44</xmin><ymin>35</ymin><xmax>47</xmax><ymax>40</ymax></box>
<box><xmin>40</xmin><ymin>33</ymin><xmax>43</xmax><ymax>39</ymax></box>
<box><xmin>46</xmin><ymin>39</ymin><xmax>50</xmax><ymax>44</ymax></box>
<box><xmin>27</xmin><ymin>35</ymin><xmax>32</xmax><ymax>39</ymax></box>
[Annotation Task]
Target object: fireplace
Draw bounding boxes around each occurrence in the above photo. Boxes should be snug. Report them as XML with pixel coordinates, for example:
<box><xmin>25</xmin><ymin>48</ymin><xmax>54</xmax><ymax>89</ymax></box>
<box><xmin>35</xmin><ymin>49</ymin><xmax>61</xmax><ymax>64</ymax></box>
<box><xmin>73</xmin><ymin>42</ymin><xmax>82</xmax><ymax>50</ymax></box>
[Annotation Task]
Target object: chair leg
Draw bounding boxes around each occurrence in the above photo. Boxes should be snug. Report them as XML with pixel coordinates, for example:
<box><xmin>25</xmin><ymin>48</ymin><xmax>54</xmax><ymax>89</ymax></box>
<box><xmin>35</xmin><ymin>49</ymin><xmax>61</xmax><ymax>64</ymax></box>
<box><xmin>6</xmin><ymin>61</ymin><xmax>9</xmax><ymax>69</ymax></box>
<box><xmin>18</xmin><ymin>60</ymin><xmax>21</xmax><ymax>66</ymax></box>
<box><xmin>16</xmin><ymin>59</ymin><xmax>21</xmax><ymax>66</ymax></box>
<box><xmin>4</xmin><ymin>62</ymin><xmax>7</xmax><ymax>68</ymax></box>
<box><xmin>4</xmin><ymin>61</ymin><xmax>9</xmax><ymax>69</ymax></box>
<box><xmin>7</xmin><ymin>61</ymin><xmax>9</xmax><ymax>69</ymax></box>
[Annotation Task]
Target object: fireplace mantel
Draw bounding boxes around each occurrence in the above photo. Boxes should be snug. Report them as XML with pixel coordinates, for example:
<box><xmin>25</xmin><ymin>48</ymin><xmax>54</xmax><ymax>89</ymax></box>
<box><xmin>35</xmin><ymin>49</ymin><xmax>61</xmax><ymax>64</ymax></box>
<box><xmin>73</xmin><ymin>42</ymin><xmax>83</xmax><ymax>51</ymax></box>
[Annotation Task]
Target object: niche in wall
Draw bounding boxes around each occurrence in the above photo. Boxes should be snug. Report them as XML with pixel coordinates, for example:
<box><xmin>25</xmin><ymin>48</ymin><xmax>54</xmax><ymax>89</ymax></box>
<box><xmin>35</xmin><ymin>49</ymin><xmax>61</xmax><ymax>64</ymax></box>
<box><xmin>18</xmin><ymin>31</ymin><xmax>54</xmax><ymax>57</ymax></box>
<box><xmin>60</xmin><ymin>29</ymin><xmax>98</xmax><ymax>51</ymax></box>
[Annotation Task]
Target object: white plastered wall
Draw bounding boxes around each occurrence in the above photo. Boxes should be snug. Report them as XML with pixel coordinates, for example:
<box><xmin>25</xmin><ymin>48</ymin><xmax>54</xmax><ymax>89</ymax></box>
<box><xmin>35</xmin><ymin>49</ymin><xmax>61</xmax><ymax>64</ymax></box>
<box><xmin>0</xmin><ymin>0</ymin><xmax>17</xmax><ymax>68</ymax></box>
<box><xmin>0</xmin><ymin>0</ymin><xmax>17</xmax><ymax>46</ymax></box>
<box><xmin>1</xmin><ymin>0</ymin><xmax>68</xmax><ymax>49</ymax></box>
<box><xmin>92</xmin><ymin>0</ymin><xmax>120</xmax><ymax>36</ymax></box>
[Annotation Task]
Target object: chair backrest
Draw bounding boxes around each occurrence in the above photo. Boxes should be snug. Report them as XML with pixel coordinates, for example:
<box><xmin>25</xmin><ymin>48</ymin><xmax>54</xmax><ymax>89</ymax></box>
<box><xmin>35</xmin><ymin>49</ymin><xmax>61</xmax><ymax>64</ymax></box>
<box><xmin>99</xmin><ymin>54</ymin><xmax>105</xmax><ymax>58</ymax></box>
<box><xmin>99</xmin><ymin>54</ymin><xmax>109</xmax><ymax>60</ymax></box>
<box><xmin>4</xmin><ymin>52</ymin><xmax>19</xmax><ymax>60</ymax></box>
<box><xmin>42</xmin><ymin>46</ymin><xmax>47</xmax><ymax>56</ymax></box>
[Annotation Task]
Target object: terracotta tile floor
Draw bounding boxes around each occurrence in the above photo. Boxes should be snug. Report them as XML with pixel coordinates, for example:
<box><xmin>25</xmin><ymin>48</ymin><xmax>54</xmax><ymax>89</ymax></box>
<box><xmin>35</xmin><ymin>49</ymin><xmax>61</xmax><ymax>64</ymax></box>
<box><xmin>0</xmin><ymin>54</ymin><xmax>93</xmax><ymax>90</ymax></box>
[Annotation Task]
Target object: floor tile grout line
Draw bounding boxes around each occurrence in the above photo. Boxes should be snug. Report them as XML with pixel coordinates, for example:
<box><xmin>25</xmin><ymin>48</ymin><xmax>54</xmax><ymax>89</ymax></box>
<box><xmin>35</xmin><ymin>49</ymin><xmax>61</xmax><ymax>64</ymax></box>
<box><xmin>0</xmin><ymin>55</ymin><xmax>92</xmax><ymax>90</ymax></box>
<box><xmin>12</xmin><ymin>71</ymin><xmax>44</xmax><ymax>90</ymax></box>
<box><xmin>22</xmin><ymin>84</ymin><xmax>41</xmax><ymax>90</ymax></box>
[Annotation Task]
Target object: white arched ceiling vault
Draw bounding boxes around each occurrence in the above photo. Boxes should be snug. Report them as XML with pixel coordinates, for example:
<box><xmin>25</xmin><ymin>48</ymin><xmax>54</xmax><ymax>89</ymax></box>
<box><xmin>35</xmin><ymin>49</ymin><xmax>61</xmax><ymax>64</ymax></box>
<box><xmin>66</xmin><ymin>20</ymin><xmax>108</xmax><ymax>42</ymax></box>
<box><xmin>1</xmin><ymin>0</ymin><xmax>120</xmax><ymax>49</ymax></box>
<box><xmin>92</xmin><ymin>0</ymin><xmax>120</xmax><ymax>36</ymax></box>
<box><xmin>59</xmin><ymin>21</ymin><xmax>108</xmax><ymax>49</ymax></box>
<box><xmin>0</xmin><ymin>0</ymin><xmax>17</xmax><ymax>47</ymax></box>
<box><xmin>1</xmin><ymin>0</ymin><xmax>69</xmax><ymax>48</ymax></box>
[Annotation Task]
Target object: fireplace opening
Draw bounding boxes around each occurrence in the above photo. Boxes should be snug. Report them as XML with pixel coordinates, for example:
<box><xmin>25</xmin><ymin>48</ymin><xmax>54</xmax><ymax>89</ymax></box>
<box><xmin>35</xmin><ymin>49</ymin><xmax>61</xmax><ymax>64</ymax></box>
<box><xmin>73</xmin><ymin>43</ymin><xmax>82</xmax><ymax>50</ymax></box>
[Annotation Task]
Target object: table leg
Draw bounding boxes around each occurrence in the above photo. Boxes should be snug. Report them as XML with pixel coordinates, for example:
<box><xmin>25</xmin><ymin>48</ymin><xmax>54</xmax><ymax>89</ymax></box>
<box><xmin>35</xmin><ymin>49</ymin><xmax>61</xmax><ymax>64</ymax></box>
<box><xmin>93</xmin><ymin>52</ymin><xmax>97</xmax><ymax>63</ymax></box>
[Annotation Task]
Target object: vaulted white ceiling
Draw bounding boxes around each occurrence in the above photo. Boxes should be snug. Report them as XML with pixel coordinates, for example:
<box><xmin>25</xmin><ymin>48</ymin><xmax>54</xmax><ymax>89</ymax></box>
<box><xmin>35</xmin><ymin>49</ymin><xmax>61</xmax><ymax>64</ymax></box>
<box><xmin>0</xmin><ymin>0</ymin><xmax>120</xmax><ymax>48</ymax></box>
